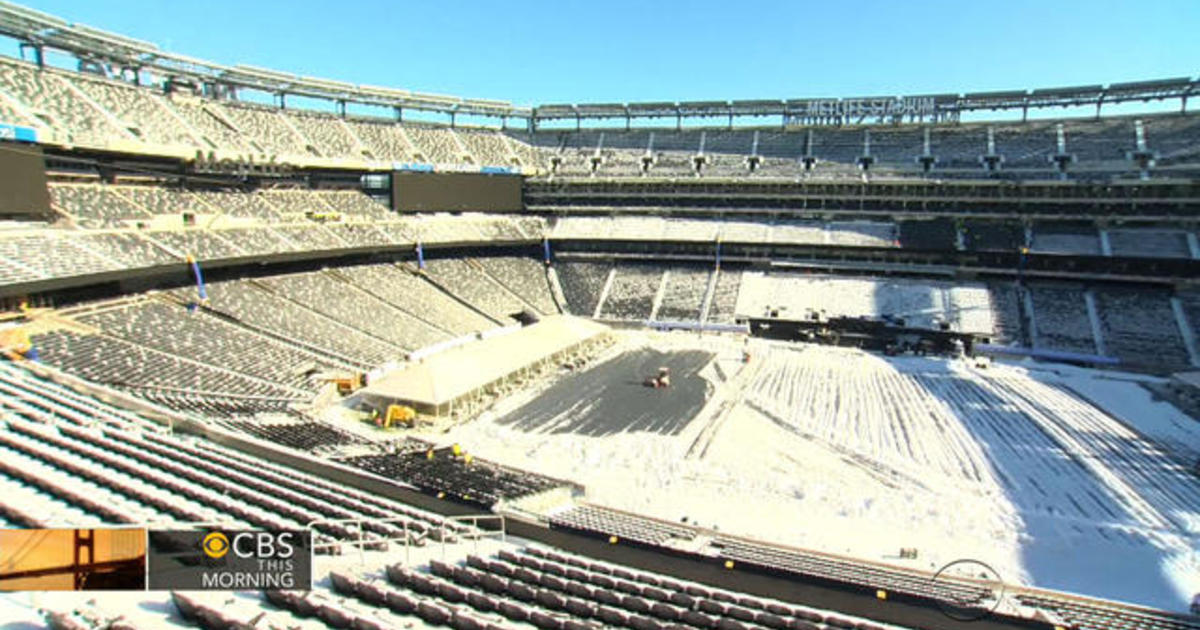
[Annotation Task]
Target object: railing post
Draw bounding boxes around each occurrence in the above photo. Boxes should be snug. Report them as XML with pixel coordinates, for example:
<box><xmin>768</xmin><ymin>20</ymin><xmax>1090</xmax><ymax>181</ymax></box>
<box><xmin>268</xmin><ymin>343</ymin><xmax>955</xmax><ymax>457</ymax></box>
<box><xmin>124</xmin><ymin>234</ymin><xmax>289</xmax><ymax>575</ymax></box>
<box><xmin>358</xmin><ymin>520</ymin><xmax>365</xmax><ymax>566</ymax></box>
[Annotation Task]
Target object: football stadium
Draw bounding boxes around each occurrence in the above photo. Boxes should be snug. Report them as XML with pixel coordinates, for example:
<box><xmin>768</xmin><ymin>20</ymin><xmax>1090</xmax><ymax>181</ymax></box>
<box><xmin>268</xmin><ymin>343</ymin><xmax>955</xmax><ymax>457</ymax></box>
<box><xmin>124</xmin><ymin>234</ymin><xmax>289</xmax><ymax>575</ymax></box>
<box><xmin>0</xmin><ymin>1</ymin><xmax>1198</xmax><ymax>629</ymax></box>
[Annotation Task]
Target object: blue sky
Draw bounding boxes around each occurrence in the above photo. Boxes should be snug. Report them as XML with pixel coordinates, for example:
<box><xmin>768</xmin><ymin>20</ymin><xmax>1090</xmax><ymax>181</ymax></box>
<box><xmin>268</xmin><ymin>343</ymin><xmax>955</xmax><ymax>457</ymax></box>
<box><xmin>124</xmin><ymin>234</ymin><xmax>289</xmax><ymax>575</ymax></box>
<box><xmin>9</xmin><ymin>0</ymin><xmax>1200</xmax><ymax>108</ymax></box>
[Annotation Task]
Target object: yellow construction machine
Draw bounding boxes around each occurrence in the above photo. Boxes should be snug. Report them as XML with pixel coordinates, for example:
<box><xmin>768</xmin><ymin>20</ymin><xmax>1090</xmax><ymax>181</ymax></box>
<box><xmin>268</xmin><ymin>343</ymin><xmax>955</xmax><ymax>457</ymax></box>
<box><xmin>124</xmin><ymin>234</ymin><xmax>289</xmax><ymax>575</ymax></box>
<box><xmin>374</xmin><ymin>404</ymin><xmax>417</xmax><ymax>429</ymax></box>
<box><xmin>325</xmin><ymin>373</ymin><xmax>365</xmax><ymax>395</ymax></box>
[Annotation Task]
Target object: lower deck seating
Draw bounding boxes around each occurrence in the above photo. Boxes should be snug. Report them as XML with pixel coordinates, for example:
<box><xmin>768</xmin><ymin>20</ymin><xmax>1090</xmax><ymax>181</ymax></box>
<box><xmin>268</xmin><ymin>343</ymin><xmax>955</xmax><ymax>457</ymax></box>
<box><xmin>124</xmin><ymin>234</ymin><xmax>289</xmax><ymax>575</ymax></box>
<box><xmin>550</xmin><ymin>504</ymin><xmax>696</xmax><ymax>547</ymax></box>
<box><xmin>168</xmin><ymin>433</ymin><xmax>463</xmax><ymax>539</ymax></box>
<box><xmin>340</xmin><ymin>447</ymin><xmax>569</xmax><ymax>508</ymax></box>
<box><xmin>544</xmin><ymin>498</ymin><xmax>1007</xmax><ymax>614</ymax></box>
<box><xmin>715</xmin><ymin>537</ymin><xmax>989</xmax><ymax>609</ymax></box>
<box><xmin>985</xmin><ymin>282</ymin><xmax>1025</xmax><ymax>345</ymax></box>
<box><xmin>74</xmin><ymin>299</ymin><xmax>337</xmax><ymax>390</ymax></box>
<box><xmin>132</xmin><ymin>389</ymin><xmax>298</xmax><ymax>418</ymax></box>
<box><xmin>1016</xmin><ymin>593</ymin><xmax>1200</xmax><ymax>630</ymax></box>
<box><xmin>706</xmin><ymin>268</ymin><xmax>742</xmax><ymax>324</ymax></box>
<box><xmin>1028</xmin><ymin>284</ymin><xmax>1097</xmax><ymax>354</ymax></box>
<box><xmin>1093</xmin><ymin>288</ymin><xmax>1190</xmax><ymax>366</ymax></box>
<box><xmin>599</xmin><ymin>265</ymin><xmax>663</xmax><ymax>320</ymax></box>
<box><xmin>32</xmin><ymin>330</ymin><xmax>307</xmax><ymax>406</ymax></box>
<box><xmin>656</xmin><ymin>267</ymin><xmax>710</xmax><ymax>322</ymax></box>
<box><xmin>0</xmin><ymin>364</ymin><xmax>462</xmax><ymax>548</ymax></box>
<box><xmin>223</xmin><ymin>417</ymin><xmax>370</xmax><ymax>453</ymax></box>
<box><xmin>422</xmin><ymin>258</ymin><xmax>530</xmax><ymax>322</ymax></box>
<box><xmin>192</xmin><ymin>278</ymin><xmax>401</xmax><ymax>368</ymax></box>
<box><xmin>262</xmin><ymin>271</ymin><xmax>449</xmax><ymax>351</ymax></box>
<box><xmin>340</xmin><ymin>262</ymin><xmax>496</xmax><ymax>335</ymax></box>
<box><xmin>343</xmin><ymin>544</ymin><xmax>904</xmax><ymax>630</ymax></box>
<box><xmin>556</xmin><ymin>261</ymin><xmax>612</xmax><ymax>317</ymax></box>
<box><xmin>474</xmin><ymin>256</ymin><xmax>559</xmax><ymax>316</ymax></box>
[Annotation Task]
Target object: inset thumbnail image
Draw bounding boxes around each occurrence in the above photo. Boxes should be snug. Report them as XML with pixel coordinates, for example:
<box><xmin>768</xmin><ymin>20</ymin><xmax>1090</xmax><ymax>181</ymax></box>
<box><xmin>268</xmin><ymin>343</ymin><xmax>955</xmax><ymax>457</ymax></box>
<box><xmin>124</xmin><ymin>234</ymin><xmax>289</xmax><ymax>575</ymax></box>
<box><xmin>0</xmin><ymin>528</ymin><xmax>145</xmax><ymax>591</ymax></box>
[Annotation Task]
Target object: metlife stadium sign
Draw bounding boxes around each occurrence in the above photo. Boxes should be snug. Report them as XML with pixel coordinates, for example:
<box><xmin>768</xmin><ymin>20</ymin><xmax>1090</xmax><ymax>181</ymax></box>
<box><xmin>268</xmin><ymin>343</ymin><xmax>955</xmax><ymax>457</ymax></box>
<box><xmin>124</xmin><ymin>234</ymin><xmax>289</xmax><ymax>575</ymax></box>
<box><xmin>146</xmin><ymin>529</ymin><xmax>312</xmax><ymax>590</ymax></box>
<box><xmin>783</xmin><ymin>96</ymin><xmax>936</xmax><ymax>124</ymax></box>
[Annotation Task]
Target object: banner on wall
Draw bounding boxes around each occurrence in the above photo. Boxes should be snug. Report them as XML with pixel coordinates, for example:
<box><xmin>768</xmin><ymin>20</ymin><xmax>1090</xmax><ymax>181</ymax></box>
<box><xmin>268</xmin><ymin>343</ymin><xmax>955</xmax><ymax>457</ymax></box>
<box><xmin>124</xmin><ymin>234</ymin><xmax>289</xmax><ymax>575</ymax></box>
<box><xmin>392</xmin><ymin>162</ymin><xmax>515</xmax><ymax>175</ymax></box>
<box><xmin>0</xmin><ymin>123</ymin><xmax>38</xmax><ymax>143</ymax></box>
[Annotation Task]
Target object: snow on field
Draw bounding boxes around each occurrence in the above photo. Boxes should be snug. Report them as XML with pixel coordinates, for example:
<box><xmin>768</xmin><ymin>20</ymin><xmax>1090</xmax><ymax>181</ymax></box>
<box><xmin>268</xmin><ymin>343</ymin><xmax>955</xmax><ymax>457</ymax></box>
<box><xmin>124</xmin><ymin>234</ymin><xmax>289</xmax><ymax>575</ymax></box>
<box><xmin>442</xmin><ymin>333</ymin><xmax>1200</xmax><ymax>612</ymax></box>
<box><xmin>1057</xmin><ymin>369</ymin><xmax>1200</xmax><ymax>462</ymax></box>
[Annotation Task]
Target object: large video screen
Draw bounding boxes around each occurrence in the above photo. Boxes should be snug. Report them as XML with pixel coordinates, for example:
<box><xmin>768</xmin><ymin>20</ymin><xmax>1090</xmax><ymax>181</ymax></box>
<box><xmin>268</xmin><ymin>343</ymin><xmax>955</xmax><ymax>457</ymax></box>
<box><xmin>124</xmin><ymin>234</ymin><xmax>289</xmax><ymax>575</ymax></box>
<box><xmin>392</xmin><ymin>171</ymin><xmax>522</xmax><ymax>212</ymax></box>
<box><xmin>0</xmin><ymin>142</ymin><xmax>50</xmax><ymax>220</ymax></box>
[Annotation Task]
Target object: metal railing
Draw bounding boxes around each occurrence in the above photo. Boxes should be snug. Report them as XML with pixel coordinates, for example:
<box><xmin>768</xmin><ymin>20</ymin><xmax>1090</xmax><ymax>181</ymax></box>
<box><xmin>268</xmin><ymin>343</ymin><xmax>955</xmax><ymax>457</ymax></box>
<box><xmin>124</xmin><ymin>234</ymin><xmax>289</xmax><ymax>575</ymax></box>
<box><xmin>439</xmin><ymin>514</ymin><xmax>506</xmax><ymax>562</ymax></box>
<box><xmin>306</xmin><ymin>517</ymin><xmax>419</xmax><ymax>566</ymax></box>
<box><xmin>305</xmin><ymin>514</ymin><xmax>506</xmax><ymax>566</ymax></box>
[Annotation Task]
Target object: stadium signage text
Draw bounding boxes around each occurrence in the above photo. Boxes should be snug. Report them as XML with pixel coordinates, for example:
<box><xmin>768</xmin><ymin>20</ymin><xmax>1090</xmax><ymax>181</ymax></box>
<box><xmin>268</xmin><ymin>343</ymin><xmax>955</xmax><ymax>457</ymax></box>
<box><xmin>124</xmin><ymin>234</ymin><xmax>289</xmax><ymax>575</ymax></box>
<box><xmin>783</xmin><ymin>96</ymin><xmax>936</xmax><ymax>124</ymax></box>
<box><xmin>192</xmin><ymin>150</ymin><xmax>294</xmax><ymax>177</ymax></box>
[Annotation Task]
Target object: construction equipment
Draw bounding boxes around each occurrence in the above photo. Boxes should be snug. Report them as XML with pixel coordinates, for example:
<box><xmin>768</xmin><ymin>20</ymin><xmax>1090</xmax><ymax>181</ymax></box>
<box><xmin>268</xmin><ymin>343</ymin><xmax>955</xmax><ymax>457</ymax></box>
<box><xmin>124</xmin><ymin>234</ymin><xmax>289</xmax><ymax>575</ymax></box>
<box><xmin>376</xmin><ymin>404</ymin><xmax>417</xmax><ymax>429</ymax></box>
<box><xmin>305</xmin><ymin>210</ymin><xmax>342</xmax><ymax>223</ymax></box>
<box><xmin>643</xmin><ymin>366</ymin><xmax>671</xmax><ymax>388</ymax></box>
<box><xmin>0</xmin><ymin>327</ymin><xmax>34</xmax><ymax>361</ymax></box>
<box><xmin>326</xmin><ymin>374</ymin><xmax>364</xmax><ymax>395</ymax></box>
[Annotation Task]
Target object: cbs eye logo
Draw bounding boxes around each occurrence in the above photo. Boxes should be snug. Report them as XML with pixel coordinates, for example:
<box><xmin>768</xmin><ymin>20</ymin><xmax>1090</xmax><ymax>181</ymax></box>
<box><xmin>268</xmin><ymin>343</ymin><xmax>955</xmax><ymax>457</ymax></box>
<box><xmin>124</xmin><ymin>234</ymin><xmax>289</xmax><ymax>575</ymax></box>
<box><xmin>201</xmin><ymin>532</ymin><xmax>230</xmax><ymax>559</ymax></box>
<box><xmin>198</xmin><ymin>531</ymin><xmax>296</xmax><ymax>560</ymax></box>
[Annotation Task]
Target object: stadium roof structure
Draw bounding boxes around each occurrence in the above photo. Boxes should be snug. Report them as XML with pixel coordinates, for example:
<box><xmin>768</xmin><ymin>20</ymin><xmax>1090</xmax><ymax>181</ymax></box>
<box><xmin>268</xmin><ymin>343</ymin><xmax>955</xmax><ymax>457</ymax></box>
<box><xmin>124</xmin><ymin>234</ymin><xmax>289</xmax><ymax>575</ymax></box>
<box><xmin>0</xmin><ymin>0</ymin><xmax>1198</xmax><ymax>129</ymax></box>
<box><xmin>532</xmin><ymin>79</ymin><xmax>1199</xmax><ymax>128</ymax></box>
<box><xmin>0</xmin><ymin>0</ymin><xmax>531</xmax><ymax>119</ymax></box>
<box><xmin>361</xmin><ymin>315</ymin><xmax>611</xmax><ymax>416</ymax></box>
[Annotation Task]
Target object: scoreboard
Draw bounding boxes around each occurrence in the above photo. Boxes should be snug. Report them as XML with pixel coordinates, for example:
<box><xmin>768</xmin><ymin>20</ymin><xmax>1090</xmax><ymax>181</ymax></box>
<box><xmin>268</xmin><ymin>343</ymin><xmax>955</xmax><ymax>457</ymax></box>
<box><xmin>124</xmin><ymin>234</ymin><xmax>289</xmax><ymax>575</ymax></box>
<box><xmin>0</xmin><ymin>142</ymin><xmax>51</xmax><ymax>221</ymax></box>
<box><xmin>392</xmin><ymin>170</ymin><xmax>522</xmax><ymax>212</ymax></box>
